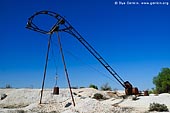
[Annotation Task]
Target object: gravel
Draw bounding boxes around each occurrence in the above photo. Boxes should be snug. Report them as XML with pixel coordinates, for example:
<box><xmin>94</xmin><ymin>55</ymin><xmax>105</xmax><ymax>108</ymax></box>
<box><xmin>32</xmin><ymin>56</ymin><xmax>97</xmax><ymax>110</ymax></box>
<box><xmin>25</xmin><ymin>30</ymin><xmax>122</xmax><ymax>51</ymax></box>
<box><xmin>0</xmin><ymin>88</ymin><xmax>170</xmax><ymax>113</ymax></box>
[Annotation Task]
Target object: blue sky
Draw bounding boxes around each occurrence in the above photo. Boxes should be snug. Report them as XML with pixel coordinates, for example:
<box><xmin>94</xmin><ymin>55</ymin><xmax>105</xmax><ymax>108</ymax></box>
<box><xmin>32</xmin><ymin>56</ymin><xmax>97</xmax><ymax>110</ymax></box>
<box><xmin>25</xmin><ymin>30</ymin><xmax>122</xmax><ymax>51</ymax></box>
<box><xmin>0</xmin><ymin>0</ymin><xmax>170</xmax><ymax>90</ymax></box>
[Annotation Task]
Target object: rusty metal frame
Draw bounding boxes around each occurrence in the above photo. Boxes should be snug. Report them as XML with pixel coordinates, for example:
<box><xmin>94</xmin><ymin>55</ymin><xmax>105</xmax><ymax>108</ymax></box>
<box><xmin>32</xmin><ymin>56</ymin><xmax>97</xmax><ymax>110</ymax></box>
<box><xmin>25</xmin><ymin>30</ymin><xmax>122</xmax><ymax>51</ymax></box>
<box><xmin>26</xmin><ymin>10</ymin><xmax>130</xmax><ymax>103</ymax></box>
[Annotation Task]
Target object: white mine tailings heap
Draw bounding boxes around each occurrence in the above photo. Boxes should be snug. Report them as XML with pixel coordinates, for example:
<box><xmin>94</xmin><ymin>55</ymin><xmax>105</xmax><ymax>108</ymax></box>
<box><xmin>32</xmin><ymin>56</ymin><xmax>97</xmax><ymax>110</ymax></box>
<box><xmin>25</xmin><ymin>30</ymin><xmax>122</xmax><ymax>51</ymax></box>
<box><xmin>0</xmin><ymin>88</ymin><xmax>170</xmax><ymax>113</ymax></box>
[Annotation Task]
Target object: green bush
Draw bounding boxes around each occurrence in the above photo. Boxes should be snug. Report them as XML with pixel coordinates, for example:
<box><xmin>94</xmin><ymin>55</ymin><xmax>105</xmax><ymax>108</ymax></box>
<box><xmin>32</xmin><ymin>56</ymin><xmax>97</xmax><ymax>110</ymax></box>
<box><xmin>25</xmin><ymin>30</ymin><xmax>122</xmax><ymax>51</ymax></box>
<box><xmin>89</xmin><ymin>84</ymin><xmax>98</xmax><ymax>90</ymax></box>
<box><xmin>149</xmin><ymin>103</ymin><xmax>169</xmax><ymax>112</ymax></box>
<box><xmin>93</xmin><ymin>93</ymin><xmax>103</xmax><ymax>100</ymax></box>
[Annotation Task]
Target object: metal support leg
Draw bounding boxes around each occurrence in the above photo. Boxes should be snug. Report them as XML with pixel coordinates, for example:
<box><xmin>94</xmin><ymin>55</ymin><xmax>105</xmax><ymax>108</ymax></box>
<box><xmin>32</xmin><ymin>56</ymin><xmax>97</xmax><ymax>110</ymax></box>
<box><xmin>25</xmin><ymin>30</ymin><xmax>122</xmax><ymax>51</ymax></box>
<box><xmin>56</xmin><ymin>32</ymin><xmax>75</xmax><ymax>106</ymax></box>
<box><xmin>40</xmin><ymin>34</ymin><xmax>52</xmax><ymax>104</ymax></box>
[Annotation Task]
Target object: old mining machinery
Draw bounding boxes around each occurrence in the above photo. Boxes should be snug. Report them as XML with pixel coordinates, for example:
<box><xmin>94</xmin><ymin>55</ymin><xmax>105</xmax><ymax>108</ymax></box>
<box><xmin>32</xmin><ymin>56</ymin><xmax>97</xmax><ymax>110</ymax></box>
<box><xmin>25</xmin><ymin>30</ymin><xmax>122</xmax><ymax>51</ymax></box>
<box><xmin>26</xmin><ymin>11</ymin><xmax>139</xmax><ymax>104</ymax></box>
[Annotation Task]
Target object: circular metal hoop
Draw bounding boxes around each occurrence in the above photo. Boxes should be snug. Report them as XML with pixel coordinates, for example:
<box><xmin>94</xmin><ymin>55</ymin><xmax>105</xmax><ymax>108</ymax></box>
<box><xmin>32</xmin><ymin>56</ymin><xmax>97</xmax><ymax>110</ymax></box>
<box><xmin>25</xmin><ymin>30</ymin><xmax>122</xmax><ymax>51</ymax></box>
<box><xmin>26</xmin><ymin>10</ymin><xmax>72</xmax><ymax>34</ymax></box>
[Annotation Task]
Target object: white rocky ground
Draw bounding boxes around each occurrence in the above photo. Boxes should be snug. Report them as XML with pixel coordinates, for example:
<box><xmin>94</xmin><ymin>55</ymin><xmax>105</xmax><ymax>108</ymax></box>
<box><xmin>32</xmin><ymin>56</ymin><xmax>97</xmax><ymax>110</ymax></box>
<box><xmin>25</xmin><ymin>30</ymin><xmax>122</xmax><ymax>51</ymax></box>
<box><xmin>0</xmin><ymin>88</ymin><xmax>170</xmax><ymax>113</ymax></box>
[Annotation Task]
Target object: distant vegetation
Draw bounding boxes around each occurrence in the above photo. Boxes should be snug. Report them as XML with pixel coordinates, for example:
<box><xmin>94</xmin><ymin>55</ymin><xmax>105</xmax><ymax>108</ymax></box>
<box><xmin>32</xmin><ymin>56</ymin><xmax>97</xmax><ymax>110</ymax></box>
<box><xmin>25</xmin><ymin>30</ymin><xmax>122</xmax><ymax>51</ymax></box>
<box><xmin>148</xmin><ymin>88</ymin><xmax>157</xmax><ymax>95</ymax></box>
<box><xmin>100</xmin><ymin>83</ymin><xmax>112</xmax><ymax>91</ymax></box>
<box><xmin>89</xmin><ymin>84</ymin><xmax>98</xmax><ymax>90</ymax></box>
<box><xmin>153</xmin><ymin>68</ymin><xmax>170</xmax><ymax>94</ymax></box>
<box><xmin>5</xmin><ymin>84</ymin><xmax>12</xmax><ymax>89</ymax></box>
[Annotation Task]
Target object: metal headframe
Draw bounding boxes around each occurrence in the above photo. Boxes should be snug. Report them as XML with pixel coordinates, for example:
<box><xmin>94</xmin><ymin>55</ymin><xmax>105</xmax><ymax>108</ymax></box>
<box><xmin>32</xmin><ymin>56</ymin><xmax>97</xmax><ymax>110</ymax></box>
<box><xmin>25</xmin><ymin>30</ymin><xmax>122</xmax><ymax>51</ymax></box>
<box><xmin>26</xmin><ymin>10</ymin><xmax>127</xmax><ymax>104</ymax></box>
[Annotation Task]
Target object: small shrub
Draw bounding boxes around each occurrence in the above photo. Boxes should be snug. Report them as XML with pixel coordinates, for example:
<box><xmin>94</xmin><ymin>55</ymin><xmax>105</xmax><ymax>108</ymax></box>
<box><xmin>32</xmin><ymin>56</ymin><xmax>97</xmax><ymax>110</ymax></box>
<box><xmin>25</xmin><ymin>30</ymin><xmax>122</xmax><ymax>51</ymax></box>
<box><xmin>89</xmin><ymin>84</ymin><xmax>98</xmax><ymax>90</ymax></box>
<box><xmin>16</xmin><ymin>110</ymin><xmax>25</xmax><ymax>113</ymax></box>
<box><xmin>149</xmin><ymin>102</ymin><xmax>169</xmax><ymax>112</ymax></box>
<box><xmin>5</xmin><ymin>84</ymin><xmax>12</xmax><ymax>89</ymax></box>
<box><xmin>101</xmin><ymin>83</ymin><xmax>112</xmax><ymax>91</ymax></box>
<box><xmin>93</xmin><ymin>93</ymin><xmax>103</xmax><ymax>100</ymax></box>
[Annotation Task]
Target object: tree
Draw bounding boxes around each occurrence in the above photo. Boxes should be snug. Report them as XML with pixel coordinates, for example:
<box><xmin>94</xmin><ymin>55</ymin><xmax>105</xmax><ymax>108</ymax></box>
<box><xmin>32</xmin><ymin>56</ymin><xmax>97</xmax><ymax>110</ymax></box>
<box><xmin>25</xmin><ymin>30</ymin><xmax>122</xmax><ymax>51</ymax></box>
<box><xmin>153</xmin><ymin>68</ymin><xmax>170</xmax><ymax>93</ymax></box>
